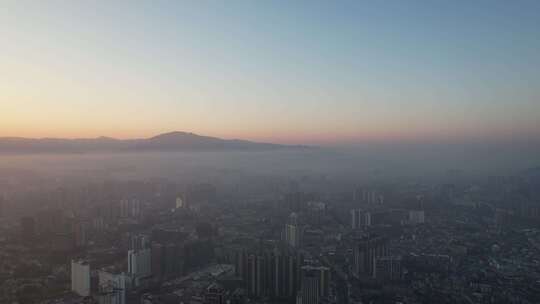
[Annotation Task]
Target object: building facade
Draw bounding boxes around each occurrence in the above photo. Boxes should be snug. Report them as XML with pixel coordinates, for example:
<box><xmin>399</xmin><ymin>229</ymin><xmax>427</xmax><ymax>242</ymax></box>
<box><xmin>71</xmin><ymin>260</ymin><xmax>91</xmax><ymax>297</ymax></box>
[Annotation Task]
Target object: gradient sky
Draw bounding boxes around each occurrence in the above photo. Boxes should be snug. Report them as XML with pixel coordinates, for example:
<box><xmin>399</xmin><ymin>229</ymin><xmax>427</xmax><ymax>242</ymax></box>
<box><xmin>1</xmin><ymin>0</ymin><xmax>539</xmax><ymax>145</ymax></box>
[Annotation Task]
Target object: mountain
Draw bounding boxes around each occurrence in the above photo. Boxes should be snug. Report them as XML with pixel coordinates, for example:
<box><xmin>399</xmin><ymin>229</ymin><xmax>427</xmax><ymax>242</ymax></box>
<box><xmin>0</xmin><ymin>131</ymin><xmax>305</xmax><ymax>154</ymax></box>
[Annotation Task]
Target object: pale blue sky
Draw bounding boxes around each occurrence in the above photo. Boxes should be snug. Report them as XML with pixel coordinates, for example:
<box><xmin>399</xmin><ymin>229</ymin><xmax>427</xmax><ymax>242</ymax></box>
<box><xmin>1</xmin><ymin>0</ymin><xmax>539</xmax><ymax>144</ymax></box>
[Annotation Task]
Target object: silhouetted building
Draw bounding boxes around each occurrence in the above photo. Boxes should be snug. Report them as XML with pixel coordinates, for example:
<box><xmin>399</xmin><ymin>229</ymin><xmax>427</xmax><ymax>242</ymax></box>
<box><xmin>151</xmin><ymin>243</ymin><xmax>184</xmax><ymax>278</ymax></box>
<box><xmin>351</xmin><ymin>208</ymin><xmax>371</xmax><ymax>229</ymax></box>
<box><xmin>301</xmin><ymin>264</ymin><xmax>330</xmax><ymax>299</ymax></box>
<box><xmin>374</xmin><ymin>256</ymin><xmax>402</xmax><ymax>281</ymax></box>
<box><xmin>353</xmin><ymin>188</ymin><xmax>383</xmax><ymax>205</ymax></box>
<box><xmin>246</xmin><ymin>253</ymin><xmax>267</xmax><ymax>297</ymax></box>
<box><xmin>120</xmin><ymin>198</ymin><xmax>141</xmax><ymax>218</ymax></box>
<box><xmin>205</xmin><ymin>282</ymin><xmax>226</xmax><ymax>304</ymax></box>
<box><xmin>408</xmin><ymin>210</ymin><xmax>425</xmax><ymax>224</ymax></box>
<box><xmin>298</xmin><ymin>264</ymin><xmax>330</xmax><ymax>304</ymax></box>
<box><xmin>129</xmin><ymin>233</ymin><xmax>150</xmax><ymax>251</ymax></box>
<box><xmin>353</xmin><ymin>236</ymin><xmax>388</xmax><ymax>277</ymax></box>
<box><xmin>268</xmin><ymin>248</ymin><xmax>302</xmax><ymax>299</ymax></box>
<box><xmin>234</xmin><ymin>246</ymin><xmax>302</xmax><ymax>300</ymax></box>
<box><xmin>233</xmin><ymin>247</ymin><xmax>249</xmax><ymax>283</ymax></box>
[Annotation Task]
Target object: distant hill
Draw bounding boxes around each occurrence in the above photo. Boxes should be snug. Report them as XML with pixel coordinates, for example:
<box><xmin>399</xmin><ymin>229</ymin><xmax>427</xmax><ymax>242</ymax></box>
<box><xmin>0</xmin><ymin>131</ymin><xmax>307</xmax><ymax>154</ymax></box>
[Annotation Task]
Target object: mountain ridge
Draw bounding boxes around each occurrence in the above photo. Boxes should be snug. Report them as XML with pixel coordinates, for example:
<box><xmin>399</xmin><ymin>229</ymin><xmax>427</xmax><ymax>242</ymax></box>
<box><xmin>0</xmin><ymin>131</ymin><xmax>308</xmax><ymax>154</ymax></box>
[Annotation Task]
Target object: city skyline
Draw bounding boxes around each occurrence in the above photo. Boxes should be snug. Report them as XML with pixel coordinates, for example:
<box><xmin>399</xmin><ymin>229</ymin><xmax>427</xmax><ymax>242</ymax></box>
<box><xmin>2</xmin><ymin>1</ymin><xmax>540</xmax><ymax>145</ymax></box>
<box><xmin>2</xmin><ymin>2</ymin><xmax>540</xmax><ymax>304</ymax></box>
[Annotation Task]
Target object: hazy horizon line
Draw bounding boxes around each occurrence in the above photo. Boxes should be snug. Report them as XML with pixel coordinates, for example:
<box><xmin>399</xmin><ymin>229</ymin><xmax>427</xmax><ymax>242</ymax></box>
<box><xmin>1</xmin><ymin>130</ymin><xmax>539</xmax><ymax>148</ymax></box>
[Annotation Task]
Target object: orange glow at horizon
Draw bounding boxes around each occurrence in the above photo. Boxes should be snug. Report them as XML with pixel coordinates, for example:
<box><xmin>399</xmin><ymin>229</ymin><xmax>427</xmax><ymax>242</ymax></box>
<box><xmin>1</xmin><ymin>1</ymin><xmax>539</xmax><ymax>147</ymax></box>
<box><xmin>1</xmin><ymin>123</ymin><xmax>535</xmax><ymax>146</ymax></box>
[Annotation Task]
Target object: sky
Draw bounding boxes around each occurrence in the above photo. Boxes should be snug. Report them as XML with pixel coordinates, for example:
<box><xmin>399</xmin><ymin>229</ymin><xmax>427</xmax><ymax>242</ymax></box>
<box><xmin>1</xmin><ymin>0</ymin><xmax>539</xmax><ymax>145</ymax></box>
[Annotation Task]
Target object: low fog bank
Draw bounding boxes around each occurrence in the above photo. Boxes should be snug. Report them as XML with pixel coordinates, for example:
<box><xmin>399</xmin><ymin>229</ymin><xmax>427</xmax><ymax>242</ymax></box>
<box><xmin>0</xmin><ymin>141</ymin><xmax>538</xmax><ymax>185</ymax></box>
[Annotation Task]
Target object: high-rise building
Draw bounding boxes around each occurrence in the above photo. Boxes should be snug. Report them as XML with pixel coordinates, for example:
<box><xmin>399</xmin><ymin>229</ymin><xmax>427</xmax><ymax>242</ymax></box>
<box><xmin>151</xmin><ymin>243</ymin><xmax>164</xmax><ymax>278</ymax></box>
<box><xmin>71</xmin><ymin>260</ymin><xmax>91</xmax><ymax>297</ymax></box>
<box><xmin>285</xmin><ymin>224</ymin><xmax>300</xmax><ymax>248</ymax></box>
<box><xmin>353</xmin><ymin>188</ymin><xmax>384</xmax><ymax>205</ymax></box>
<box><xmin>267</xmin><ymin>247</ymin><xmax>302</xmax><ymax>299</ymax></box>
<box><xmin>205</xmin><ymin>282</ymin><xmax>226</xmax><ymax>304</ymax></box>
<box><xmin>129</xmin><ymin>234</ymin><xmax>150</xmax><ymax>251</ymax></box>
<box><xmin>298</xmin><ymin>278</ymin><xmax>318</xmax><ymax>304</ymax></box>
<box><xmin>298</xmin><ymin>265</ymin><xmax>327</xmax><ymax>304</ymax></box>
<box><xmin>246</xmin><ymin>253</ymin><xmax>267</xmax><ymax>297</ymax></box>
<box><xmin>301</xmin><ymin>265</ymin><xmax>330</xmax><ymax>299</ymax></box>
<box><xmin>151</xmin><ymin>242</ymin><xmax>184</xmax><ymax>278</ymax></box>
<box><xmin>374</xmin><ymin>256</ymin><xmax>402</xmax><ymax>282</ymax></box>
<box><xmin>93</xmin><ymin>216</ymin><xmax>107</xmax><ymax>232</ymax></box>
<box><xmin>119</xmin><ymin>199</ymin><xmax>141</xmax><ymax>218</ymax></box>
<box><xmin>234</xmin><ymin>247</ymin><xmax>248</xmax><ymax>280</ymax></box>
<box><xmin>234</xmin><ymin>246</ymin><xmax>304</xmax><ymax>301</ymax></box>
<box><xmin>284</xmin><ymin>213</ymin><xmax>302</xmax><ymax>248</ymax></box>
<box><xmin>175</xmin><ymin>195</ymin><xmax>186</xmax><ymax>209</ymax></box>
<box><xmin>97</xmin><ymin>270</ymin><xmax>127</xmax><ymax>304</ymax></box>
<box><xmin>353</xmin><ymin>236</ymin><xmax>388</xmax><ymax>277</ymax></box>
<box><xmin>350</xmin><ymin>209</ymin><xmax>371</xmax><ymax>229</ymax></box>
<box><xmin>408</xmin><ymin>210</ymin><xmax>425</xmax><ymax>224</ymax></box>
<box><xmin>128</xmin><ymin>248</ymin><xmax>152</xmax><ymax>278</ymax></box>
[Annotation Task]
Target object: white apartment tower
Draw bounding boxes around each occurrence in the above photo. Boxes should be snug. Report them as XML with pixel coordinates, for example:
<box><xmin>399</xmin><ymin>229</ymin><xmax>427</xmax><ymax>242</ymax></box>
<box><xmin>71</xmin><ymin>260</ymin><xmax>91</xmax><ymax>297</ymax></box>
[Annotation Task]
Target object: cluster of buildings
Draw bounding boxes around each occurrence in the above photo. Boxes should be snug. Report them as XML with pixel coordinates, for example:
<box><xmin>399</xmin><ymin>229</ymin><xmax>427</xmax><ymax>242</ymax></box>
<box><xmin>0</xmin><ymin>170</ymin><xmax>539</xmax><ymax>304</ymax></box>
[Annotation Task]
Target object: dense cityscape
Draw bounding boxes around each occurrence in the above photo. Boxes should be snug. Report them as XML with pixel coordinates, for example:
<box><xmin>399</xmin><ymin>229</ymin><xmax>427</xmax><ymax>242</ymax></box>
<box><xmin>3</xmin><ymin>1</ymin><xmax>540</xmax><ymax>304</ymax></box>
<box><xmin>1</xmin><ymin>166</ymin><xmax>539</xmax><ymax>304</ymax></box>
